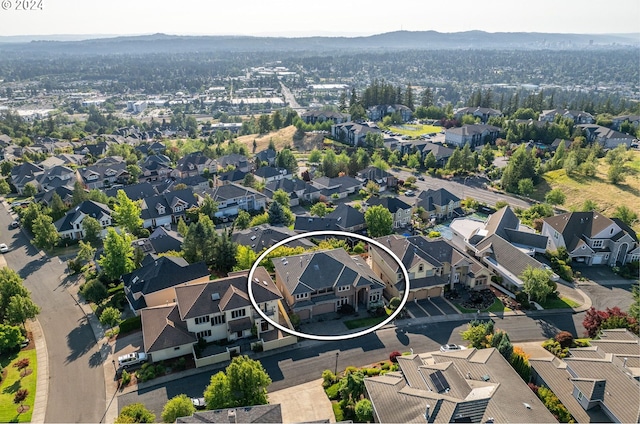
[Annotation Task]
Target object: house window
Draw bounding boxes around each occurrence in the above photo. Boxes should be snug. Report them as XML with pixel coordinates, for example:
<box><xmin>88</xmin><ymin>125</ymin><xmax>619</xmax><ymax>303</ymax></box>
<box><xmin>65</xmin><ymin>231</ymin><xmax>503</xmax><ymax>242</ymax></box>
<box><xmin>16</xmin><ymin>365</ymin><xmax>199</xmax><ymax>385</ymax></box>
<box><xmin>212</xmin><ymin>315</ymin><xmax>225</xmax><ymax>325</ymax></box>
<box><xmin>231</xmin><ymin>309</ymin><xmax>246</xmax><ymax>319</ymax></box>
<box><xmin>592</xmin><ymin>240</ymin><xmax>603</xmax><ymax>248</ymax></box>
<box><xmin>295</xmin><ymin>293</ymin><xmax>309</xmax><ymax>300</ymax></box>
<box><xmin>418</xmin><ymin>264</ymin><xmax>424</xmax><ymax>272</ymax></box>
<box><xmin>554</xmin><ymin>231</ymin><xmax>559</xmax><ymax>240</ymax></box>
<box><xmin>336</xmin><ymin>297</ymin><xmax>348</xmax><ymax>307</ymax></box>
<box><xmin>196</xmin><ymin>329</ymin><xmax>211</xmax><ymax>339</ymax></box>
<box><xmin>577</xmin><ymin>391</ymin><xmax>583</xmax><ymax>401</ymax></box>
<box><xmin>338</xmin><ymin>286</ymin><xmax>350</xmax><ymax>292</ymax></box>
<box><xmin>195</xmin><ymin>315</ymin><xmax>210</xmax><ymax>325</ymax></box>
<box><xmin>369</xmin><ymin>293</ymin><xmax>380</xmax><ymax>302</ymax></box>
<box><xmin>174</xmin><ymin>206</ymin><xmax>183</xmax><ymax>213</ymax></box>
<box><xmin>261</xmin><ymin>321</ymin><xmax>269</xmax><ymax>332</ymax></box>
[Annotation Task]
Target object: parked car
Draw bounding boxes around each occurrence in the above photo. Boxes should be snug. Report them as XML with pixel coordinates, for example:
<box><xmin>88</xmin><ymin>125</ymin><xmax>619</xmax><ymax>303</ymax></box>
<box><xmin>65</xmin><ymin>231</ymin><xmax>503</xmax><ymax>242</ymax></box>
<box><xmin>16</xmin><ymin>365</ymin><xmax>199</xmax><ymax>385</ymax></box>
<box><xmin>10</xmin><ymin>220</ymin><xmax>20</xmax><ymax>228</ymax></box>
<box><xmin>0</xmin><ymin>243</ymin><xmax>8</xmax><ymax>253</ymax></box>
<box><xmin>20</xmin><ymin>338</ymin><xmax>30</xmax><ymax>348</ymax></box>
<box><xmin>440</xmin><ymin>344</ymin><xmax>462</xmax><ymax>352</ymax></box>
<box><xmin>191</xmin><ymin>397</ymin><xmax>206</xmax><ymax>410</ymax></box>
<box><xmin>117</xmin><ymin>352</ymin><xmax>148</xmax><ymax>368</ymax></box>
<box><xmin>404</xmin><ymin>190</ymin><xmax>415</xmax><ymax>197</ymax></box>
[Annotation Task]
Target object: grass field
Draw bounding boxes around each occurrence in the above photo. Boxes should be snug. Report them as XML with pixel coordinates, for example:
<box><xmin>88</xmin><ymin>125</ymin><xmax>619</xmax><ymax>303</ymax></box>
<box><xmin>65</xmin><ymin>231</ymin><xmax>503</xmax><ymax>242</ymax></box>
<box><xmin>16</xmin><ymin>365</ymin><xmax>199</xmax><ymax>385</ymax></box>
<box><xmin>343</xmin><ymin>315</ymin><xmax>387</xmax><ymax>330</ymax></box>
<box><xmin>0</xmin><ymin>349</ymin><xmax>37</xmax><ymax>423</ymax></box>
<box><xmin>539</xmin><ymin>295</ymin><xmax>581</xmax><ymax>309</ymax></box>
<box><xmin>533</xmin><ymin>150</ymin><xmax>640</xmax><ymax>232</ymax></box>
<box><xmin>389</xmin><ymin>124</ymin><xmax>442</xmax><ymax>137</ymax></box>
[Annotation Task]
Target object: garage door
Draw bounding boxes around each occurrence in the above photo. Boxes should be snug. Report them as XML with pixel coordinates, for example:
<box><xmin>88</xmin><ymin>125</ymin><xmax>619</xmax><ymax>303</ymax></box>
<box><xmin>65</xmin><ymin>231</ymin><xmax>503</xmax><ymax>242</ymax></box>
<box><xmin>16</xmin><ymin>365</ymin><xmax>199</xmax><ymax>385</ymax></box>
<box><xmin>591</xmin><ymin>255</ymin><xmax>603</xmax><ymax>265</ymax></box>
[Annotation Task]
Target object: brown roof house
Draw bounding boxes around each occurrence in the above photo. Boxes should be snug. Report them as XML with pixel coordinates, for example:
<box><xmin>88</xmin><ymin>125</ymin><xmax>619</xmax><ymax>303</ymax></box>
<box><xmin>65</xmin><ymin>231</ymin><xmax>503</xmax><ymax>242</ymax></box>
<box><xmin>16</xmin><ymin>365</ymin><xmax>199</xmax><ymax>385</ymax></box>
<box><xmin>272</xmin><ymin>248</ymin><xmax>385</xmax><ymax>321</ymax></box>
<box><xmin>141</xmin><ymin>267</ymin><xmax>295</xmax><ymax>364</ymax></box>
<box><xmin>530</xmin><ymin>329</ymin><xmax>640</xmax><ymax>424</ymax></box>
<box><xmin>370</xmin><ymin>234</ymin><xmax>491</xmax><ymax>301</ymax></box>
<box><xmin>542</xmin><ymin>211</ymin><xmax>639</xmax><ymax>266</ymax></box>
<box><xmin>364</xmin><ymin>347</ymin><xmax>556</xmax><ymax>423</ymax></box>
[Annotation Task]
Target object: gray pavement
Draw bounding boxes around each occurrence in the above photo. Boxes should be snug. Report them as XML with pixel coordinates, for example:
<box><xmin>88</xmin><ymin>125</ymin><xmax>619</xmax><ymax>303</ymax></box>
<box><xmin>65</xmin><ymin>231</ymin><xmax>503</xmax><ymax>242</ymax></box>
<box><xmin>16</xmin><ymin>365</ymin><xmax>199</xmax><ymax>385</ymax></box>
<box><xmin>0</xmin><ymin>198</ymin><xmax>107</xmax><ymax>423</ymax></box>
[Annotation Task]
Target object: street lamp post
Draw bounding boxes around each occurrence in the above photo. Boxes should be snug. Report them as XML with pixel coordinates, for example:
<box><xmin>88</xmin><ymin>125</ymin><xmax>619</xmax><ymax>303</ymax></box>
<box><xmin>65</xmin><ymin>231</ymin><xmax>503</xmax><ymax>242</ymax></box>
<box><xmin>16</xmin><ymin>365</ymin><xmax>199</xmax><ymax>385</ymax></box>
<box><xmin>334</xmin><ymin>352</ymin><xmax>339</xmax><ymax>376</ymax></box>
<box><xmin>112</xmin><ymin>359</ymin><xmax>116</xmax><ymax>373</ymax></box>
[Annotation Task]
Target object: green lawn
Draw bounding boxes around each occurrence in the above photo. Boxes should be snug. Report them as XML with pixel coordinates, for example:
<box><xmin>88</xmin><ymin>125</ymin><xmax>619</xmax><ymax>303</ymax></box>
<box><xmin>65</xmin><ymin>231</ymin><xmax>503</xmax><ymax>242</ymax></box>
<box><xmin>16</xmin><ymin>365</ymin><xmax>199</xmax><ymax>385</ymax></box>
<box><xmin>539</xmin><ymin>296</ymin><xmax>581</xmax><ymax>309</ymax></box>
<box><xmin>343</xmin><ymin>315</ymin><xmax>387</xmax><ymax>330</ymax></box>
<box><xmin>0</xmin><ymin>348</ymin><xmax>37</xmax><ymax>423</ymax></box>
<box><xmin>388</xmin><ymin>124</ymin><xmax>442</xmax><ymax>137</ymax></box>
<box><xmin>455</xmin><ymin>298</ymin><xmax>511</xmax><ymax>314</ymax></box>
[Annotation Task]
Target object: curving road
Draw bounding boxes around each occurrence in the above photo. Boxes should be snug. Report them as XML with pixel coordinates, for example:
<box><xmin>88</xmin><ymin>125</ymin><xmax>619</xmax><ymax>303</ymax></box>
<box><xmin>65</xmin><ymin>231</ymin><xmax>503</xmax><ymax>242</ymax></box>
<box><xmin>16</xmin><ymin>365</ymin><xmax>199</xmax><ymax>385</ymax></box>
<box><xmin>0</xmin><ymin>204</ymin><xmax>105</xmax><ymax>423</ymax></box>
<box><xmin>393</xmin><ymin>170</ymin><xmax>532</xmax><ymax>209</ymax></box>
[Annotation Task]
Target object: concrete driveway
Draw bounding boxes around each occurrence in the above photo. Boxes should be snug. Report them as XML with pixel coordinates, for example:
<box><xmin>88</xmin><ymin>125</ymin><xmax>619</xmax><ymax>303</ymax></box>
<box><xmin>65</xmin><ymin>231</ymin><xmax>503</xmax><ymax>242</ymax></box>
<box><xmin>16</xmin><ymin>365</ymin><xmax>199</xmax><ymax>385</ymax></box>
<box><xmin>268</xmin><ymin>379</ymin><xmax>335</xmax><ymax>423</ymax></box>
<box><xmin>574</xmin><ymin>265</ymin><xmax>638</xmax><ymax>286</ymax></box>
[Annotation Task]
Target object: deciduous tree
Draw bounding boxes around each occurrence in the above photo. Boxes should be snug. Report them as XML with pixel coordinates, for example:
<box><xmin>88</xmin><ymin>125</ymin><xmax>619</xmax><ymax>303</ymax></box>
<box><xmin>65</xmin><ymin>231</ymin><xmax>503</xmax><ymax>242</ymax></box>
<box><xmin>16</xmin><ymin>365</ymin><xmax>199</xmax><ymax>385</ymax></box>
<box><xmin>112</xmin><ymin>190</ymin><xmax>143</xmax><ymax>234</ymax></box>
<box><xmin>99</xmin><ymin>306</ymin><xmax>121</xmax><ymax>330</ymax></box>
<box><xmin>32</xmin><ymin>214</ymin><xmax>59</xmax><ymax>250</ymax></box>
<box><xmin>98</xmin><ymin>228</ymin><xmax>135</xmax><ymax>281</ymax></box>
<box><xmin>364</xmin><ymin>205</ymin><xmax>393</xmax><ymax>237</ymax></box>
<box><xmin>520</xmin><ymin>265</ymin><xmax>554</xmax><ymax>304</ymax></box>
<box><xmin>82</xmin><ymin>216</ymin><xmax>102</xmax><ymax>244</ymax></box>
<box><xmin>6</xmin><ymin>295</ymin><xmax>40</xmax><ymax>328</ymax></box>
<box><xmin>161</xmin><ymin>394</ymin><xmax>195</xmax><ymax>423</ymax></box>
<box><xmin>115</xmin><ymin>403</ymin><xmax>155</xmax><ymax>424</ymax></box>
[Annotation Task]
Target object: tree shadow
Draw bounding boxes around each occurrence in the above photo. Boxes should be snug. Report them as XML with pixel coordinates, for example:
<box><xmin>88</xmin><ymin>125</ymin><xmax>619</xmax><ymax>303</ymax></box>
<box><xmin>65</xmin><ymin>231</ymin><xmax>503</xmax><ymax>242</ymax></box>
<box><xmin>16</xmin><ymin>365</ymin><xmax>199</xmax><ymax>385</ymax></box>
<box><xmin>65</xmin><ymin>319</ymin><xmax>97</xmax><ymax>364</ymax></box>
<box><xmin>2</xmin><ymin>379</ymin><xmax>21</xmax><ymax>395</ymax></box>
<box><xmin>394</xmin><ymin>327</ymin><xmax>410</xmax><ymax>346</ymax></box>
<box><xmin>56</xmin><ymin>272</ymin><xmax>80</xmax><ymax>291</ymax></box>
<box><xmin>17</xmin><ymin>255</ymin><xmax>49</xmax><ymax>280</ymax></box>
<box><xmin>88</xmin><ymin>342</ymin><xmax>110</xmax><ymax>368</ymax></box>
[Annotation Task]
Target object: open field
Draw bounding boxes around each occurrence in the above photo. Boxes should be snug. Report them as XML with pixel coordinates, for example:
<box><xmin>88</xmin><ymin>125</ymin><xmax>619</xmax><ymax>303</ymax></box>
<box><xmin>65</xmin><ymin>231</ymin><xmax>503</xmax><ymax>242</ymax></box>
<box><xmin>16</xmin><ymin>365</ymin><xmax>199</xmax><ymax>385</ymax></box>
<box><xmin>235</xmin><ymin>126</ymin><xmax>325</xmax><ymax>153</ymax></box>
<box><xmin>389</xmin><ymin>124</ymin><xmax>442</xmax><ymax>137</ymax></box>
<box><xmin>533</xmin><ymin>150</ymin><xmax>640</xmax><ymax>232</ymax></box>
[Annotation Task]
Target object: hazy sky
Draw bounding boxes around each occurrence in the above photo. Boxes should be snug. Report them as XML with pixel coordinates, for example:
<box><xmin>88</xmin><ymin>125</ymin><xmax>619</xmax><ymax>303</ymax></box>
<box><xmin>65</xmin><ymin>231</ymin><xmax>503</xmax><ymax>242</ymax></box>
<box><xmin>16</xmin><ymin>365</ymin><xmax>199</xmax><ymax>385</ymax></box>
<box><xmin>0</xmin><ymin>0</ymin><xmax>639</xmax><ymax>37</ymax></box>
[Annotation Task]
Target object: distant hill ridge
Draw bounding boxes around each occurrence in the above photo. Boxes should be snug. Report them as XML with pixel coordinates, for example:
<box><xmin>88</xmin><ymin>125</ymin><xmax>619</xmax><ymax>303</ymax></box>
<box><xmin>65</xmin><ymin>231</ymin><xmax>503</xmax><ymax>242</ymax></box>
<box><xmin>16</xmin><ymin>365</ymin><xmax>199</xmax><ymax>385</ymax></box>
<box><xmin>0</xmin><ymin>30</ymin><xmax>638</xmax><ymax>54</ymax></box>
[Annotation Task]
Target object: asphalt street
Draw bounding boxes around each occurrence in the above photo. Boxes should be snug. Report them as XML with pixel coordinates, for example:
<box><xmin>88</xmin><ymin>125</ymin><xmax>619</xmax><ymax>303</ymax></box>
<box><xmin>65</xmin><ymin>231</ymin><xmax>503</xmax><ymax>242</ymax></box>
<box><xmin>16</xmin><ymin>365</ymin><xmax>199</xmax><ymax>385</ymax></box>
<box><xmin>0</xmin><ymin>204</ymin><xmax>106</xmax><ymax>423</ymax></box>
<box><xmin>393</xmin><ymin>170</ymin><xmax>532</xmax><ymax>209</ymax></box>
<box><xmin>118</xmin><ymin>311</ymin><xmax>578</xmax><ymax>417</ymax></box>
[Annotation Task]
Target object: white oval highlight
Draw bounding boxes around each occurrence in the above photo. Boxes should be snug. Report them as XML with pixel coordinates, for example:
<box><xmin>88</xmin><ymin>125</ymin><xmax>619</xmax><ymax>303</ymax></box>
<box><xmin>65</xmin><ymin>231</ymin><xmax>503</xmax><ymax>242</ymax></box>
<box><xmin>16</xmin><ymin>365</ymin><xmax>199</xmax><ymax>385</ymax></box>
<box><xmin>247</xmin><ymin>230</ymin><xmax>410</xmax><ymax>341</ymax></box>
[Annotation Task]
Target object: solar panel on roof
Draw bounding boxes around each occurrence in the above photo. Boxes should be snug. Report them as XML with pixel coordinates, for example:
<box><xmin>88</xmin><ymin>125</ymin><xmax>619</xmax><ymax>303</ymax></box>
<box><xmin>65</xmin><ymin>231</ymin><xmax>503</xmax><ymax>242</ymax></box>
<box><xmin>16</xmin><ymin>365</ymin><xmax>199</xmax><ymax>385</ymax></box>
<box><xmin>429</xmin><ymin>370</ymin><xmax>449</xmax><ymax>393</ymax></box>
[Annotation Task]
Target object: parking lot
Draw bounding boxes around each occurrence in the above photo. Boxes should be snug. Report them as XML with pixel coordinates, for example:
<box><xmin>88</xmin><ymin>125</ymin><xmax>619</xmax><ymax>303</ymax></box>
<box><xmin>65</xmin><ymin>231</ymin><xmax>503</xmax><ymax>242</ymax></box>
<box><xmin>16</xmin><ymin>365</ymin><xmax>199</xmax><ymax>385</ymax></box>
<box><xmin>404</xmin><ymin>297</ymin><xmax>461</xmax><ymax>318</ymax></box>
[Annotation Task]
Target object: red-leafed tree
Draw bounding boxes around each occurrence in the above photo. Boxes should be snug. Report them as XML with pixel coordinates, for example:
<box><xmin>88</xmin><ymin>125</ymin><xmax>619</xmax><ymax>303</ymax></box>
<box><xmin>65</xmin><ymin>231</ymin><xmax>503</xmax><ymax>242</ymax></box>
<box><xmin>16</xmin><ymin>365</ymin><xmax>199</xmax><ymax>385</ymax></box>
<box><xmin>583</xmin><ymin>307</ymin><xmax>638</xmax><ymax>338</ymax></box>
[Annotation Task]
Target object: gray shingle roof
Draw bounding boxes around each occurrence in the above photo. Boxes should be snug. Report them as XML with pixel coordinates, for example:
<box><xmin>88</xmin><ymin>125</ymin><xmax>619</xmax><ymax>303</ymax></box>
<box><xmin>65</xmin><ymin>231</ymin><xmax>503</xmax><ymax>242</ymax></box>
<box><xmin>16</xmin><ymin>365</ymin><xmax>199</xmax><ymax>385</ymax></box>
<box><xmin>231</xmin><ymin>224</ymin><xmax>314</xmax><ymax>253</ymax></box>
<box><xmin>366</xmin><ymin>196</ymin><xmax>411</xmax><ymax>213</ymax></box>
<box><xmin>176</xmin><ymin>404</ymin><xmax>283</xmax><ymax>423</ymax></box>
<box><xmin>54</xmin><ymin>200</ymin><xmax>112</xmax><ymax>232</ymax></box>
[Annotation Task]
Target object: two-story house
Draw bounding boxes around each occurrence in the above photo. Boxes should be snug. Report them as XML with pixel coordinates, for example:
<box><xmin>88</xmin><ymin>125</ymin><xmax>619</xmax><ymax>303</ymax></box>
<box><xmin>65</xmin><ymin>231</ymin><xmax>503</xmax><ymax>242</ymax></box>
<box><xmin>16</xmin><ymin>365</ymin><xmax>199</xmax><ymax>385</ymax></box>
<box><xmin>76</xmin><ymin>157</ymin><xmax>129</xmax><ymax>190</ymax></box>
<box><xmin>331</xmin><ymin>122</ymin><xmax>382</xmax><ymax>147</ymax></box>
<box><xmin>415</xmin><ymin>188</ymin><xmax>463</xmax><ymax>221</ymax></box>
<box><xmin>264</xmin><ymin>178</ymin><xmax>316</xmax><ymax>207</ymax></box>
<box><xmin>311</xmin><ymin>176</ymin><xmax>364</xmax><ymax>200</ymax></box>
<box><xmin>300</xmin><ymin>110</ymin><xmax>351</xmax><ymax>125</ymax></box>
<box><xmin>356</xmin><ymin>166</ymin><xmax>397</xmax><ymax>192</ymax></box>
<box><xmin>140</xmin><ymin>188</ymin><xmax>199</xmax><ymax>228</ymax></box>
<box><xmin>232</xmin><ymin>224</ymin><xmax>315</xmax><ymax>253</ymax></box>
<box><xmin>203</xmin><ymin>183</ymin><xmax>267</xmax><ymax>218</ymax></box>
<box><xmin>140</xmin><ymin>267</ymin><xmax>293</xmax><ymax>363</ymax></box>
<box><xmin>123</xmin><ymin>254</ymin><xmax>210</xmax><ymax>314</ymax></box>
<box><xmin>173</xmin><ymin>151</ymin><xmax>215</xmax><ymax>178</ymax></box>
<box><xmin>542</xmin><ymin>211</ymin><xmax>639</xmax><ymax>266</ymax></box>
<box><xmin>272</xmin><ymin>248</ymin><xmax>385</xmax><ymax>321</ymax></box>
<box><xmin>35</xmin><ymin>165</ymin><xmax>77</xmax><ymax>192</ymax></box>
<box><xmin>444</xmin><ymin>124</ymin><xmax>500</xmax><ymax>148</ymax></box>
<box><xmin>254</xmin><ymin>148</ymin><xmax>277</xmax><ymax>167</ymax></box>
<box><xmin>577</xmin><ymin>124</ymin><xmax>637</xmax><ymax>149</ymax></box>
<box><xmin>367</xmin><ymin>104</ymin><xmax>413</xmax><ymax>122</ymax></box>
<box><xmin>10</xmin><ymin>162</ymin><xmax>44</xmax><ymax>195</ymax></box>
<box><xmin>214</xmin><ymin>153</ymin><xmax>251</xmax><ymax>173</ymax></box>
<box><xmin>454</xmin><ymin>106</ymin><xmax>502</xmax><ymax>123</ymax></box>
<box><xmin>539</xmin><ymin>109</ymin><xmax>595</xmax><ymax>124</ymax></box>
<box><xmin>54</xmin><ymin>200</ymin><xmax>113</xmax><ymax>240</ymax></box>
<box><xmin>253</xmin><ymin>166</ymin><xmax>291</xmax><ymax>184</ymax></box>
<box><xmin>370</xmin><ymin>234</ymin><xmax>491</xmax><ymax>301</ymax></box>
<box><xmin>365</xmin><ymin>197</ymin><xmax>412</xmax><ymax>228</ymax></box>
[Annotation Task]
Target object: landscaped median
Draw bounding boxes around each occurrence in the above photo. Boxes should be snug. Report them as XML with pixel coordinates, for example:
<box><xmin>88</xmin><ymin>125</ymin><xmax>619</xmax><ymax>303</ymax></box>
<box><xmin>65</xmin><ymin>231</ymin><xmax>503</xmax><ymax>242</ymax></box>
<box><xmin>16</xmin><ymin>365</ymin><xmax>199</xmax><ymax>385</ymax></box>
<box><xmin>0</xmin><ymin>348</ymin><xmax>37</xmax><ymax>423</ymax></box>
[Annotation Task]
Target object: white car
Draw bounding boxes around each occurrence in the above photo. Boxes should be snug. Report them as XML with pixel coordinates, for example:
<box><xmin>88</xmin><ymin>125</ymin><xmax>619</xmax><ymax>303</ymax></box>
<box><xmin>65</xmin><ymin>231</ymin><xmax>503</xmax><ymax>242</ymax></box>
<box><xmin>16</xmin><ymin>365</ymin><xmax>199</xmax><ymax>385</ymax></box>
<box><xmin>117</xmin><ymin>352</ymin><xmax>148</xmax><ymax>368</ymax></box>
<box><xmin>0</xmin><ymin>243</ymin><xmax>8</xmax><ymax>253</ymax></box>
<box><xmin>191</xmin><ymin>397</ymin><xmax>206</xmax><ymax>410</ymax></box>
<box><xmin>440</xmin><ymin>344</ymin><xmax>463</xmax><ymax>352</ymax></box>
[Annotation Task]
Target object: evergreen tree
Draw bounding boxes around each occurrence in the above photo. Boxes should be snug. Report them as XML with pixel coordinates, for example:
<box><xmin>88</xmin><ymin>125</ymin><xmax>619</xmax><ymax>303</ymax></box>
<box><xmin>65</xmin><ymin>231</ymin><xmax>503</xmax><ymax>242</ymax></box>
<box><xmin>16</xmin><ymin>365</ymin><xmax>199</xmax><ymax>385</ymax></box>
<box><xmin>72</xmin><ymin>181</ymin><xmax>88</xmax><ymax>206</ymax></box>
<box><xmin>501</xmin><ymin>145</ymin><xmax>539</xmax><ymax>193</ymax></box>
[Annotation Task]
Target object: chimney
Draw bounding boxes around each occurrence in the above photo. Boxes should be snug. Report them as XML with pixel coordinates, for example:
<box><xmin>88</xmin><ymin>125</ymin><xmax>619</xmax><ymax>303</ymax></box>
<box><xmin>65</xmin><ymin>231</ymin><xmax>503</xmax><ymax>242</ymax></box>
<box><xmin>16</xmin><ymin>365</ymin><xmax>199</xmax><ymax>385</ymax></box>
<box><xmin>623</xmin><ymin>357</ymin><xmax>628</xmax><ymax>368</ymax></box>
<box><xmin>424</xmin><ymin>404</ymin><xmax>430</xmax><ymax>421</ymax></box>
<box><xmin>228</xmin><ymin>408</ymin><xmax>237</xmax><ymax>424</ymax></box>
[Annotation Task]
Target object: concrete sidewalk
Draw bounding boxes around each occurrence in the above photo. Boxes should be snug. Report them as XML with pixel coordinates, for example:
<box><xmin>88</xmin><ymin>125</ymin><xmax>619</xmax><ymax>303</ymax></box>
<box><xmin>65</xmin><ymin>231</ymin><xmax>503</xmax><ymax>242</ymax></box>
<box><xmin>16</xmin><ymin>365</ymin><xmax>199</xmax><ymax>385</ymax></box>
<box><xmin>29</xmin><ymin>318</ymin><xmax>49</xmax><ymax>424</ymax></box>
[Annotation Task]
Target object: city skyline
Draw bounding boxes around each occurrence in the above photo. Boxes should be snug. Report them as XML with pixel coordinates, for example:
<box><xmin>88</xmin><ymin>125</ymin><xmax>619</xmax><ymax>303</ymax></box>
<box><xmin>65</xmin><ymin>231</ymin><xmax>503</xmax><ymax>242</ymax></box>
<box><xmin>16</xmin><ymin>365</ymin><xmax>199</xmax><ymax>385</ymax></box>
<box><xmin>0</xmin><ymin>0</ymin><xmax>639</xmax><ymax>38</ymax></box>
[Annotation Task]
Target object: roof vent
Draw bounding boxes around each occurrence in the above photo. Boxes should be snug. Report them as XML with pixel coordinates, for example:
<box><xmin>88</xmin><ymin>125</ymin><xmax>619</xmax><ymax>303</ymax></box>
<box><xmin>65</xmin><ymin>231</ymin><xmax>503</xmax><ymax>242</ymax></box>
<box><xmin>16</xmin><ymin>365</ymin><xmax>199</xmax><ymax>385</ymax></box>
<box><xmin>211</xmin><ymin>293</ymin><xmax>220</xmax><ymax>301</ymax></box>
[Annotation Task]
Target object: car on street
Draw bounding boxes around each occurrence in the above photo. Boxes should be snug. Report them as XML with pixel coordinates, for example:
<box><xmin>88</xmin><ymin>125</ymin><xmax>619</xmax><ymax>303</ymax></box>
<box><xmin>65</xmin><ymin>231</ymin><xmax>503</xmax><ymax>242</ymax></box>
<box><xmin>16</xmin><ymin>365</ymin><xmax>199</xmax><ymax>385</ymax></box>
<box><xmin>404</xmin><ymin>190</ymin><xmax>415</xmax><ymax>196</ymax></box>
<box><xmin>10</xmin><ymin>220</ymin><xmax>20</xmax><ymax>228</ymax></box>
<box><xmin>0</xmin><ymin>243</ymin><xmax>8</xmax><ymax>253</ymax></box>
<box><xmin>191</xmin><ymin>397</ymin><xmax>206</xmax><ymax>410</ymax></box>
<box><xmin>417</xmin><ymin>176</ymin><xmax>425</xmax><ymax>181</ymax></box>
<box><xmin>440</xmin><ymin>344</ymin><xmax>463</xmax><ymax>352</ymax></box>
